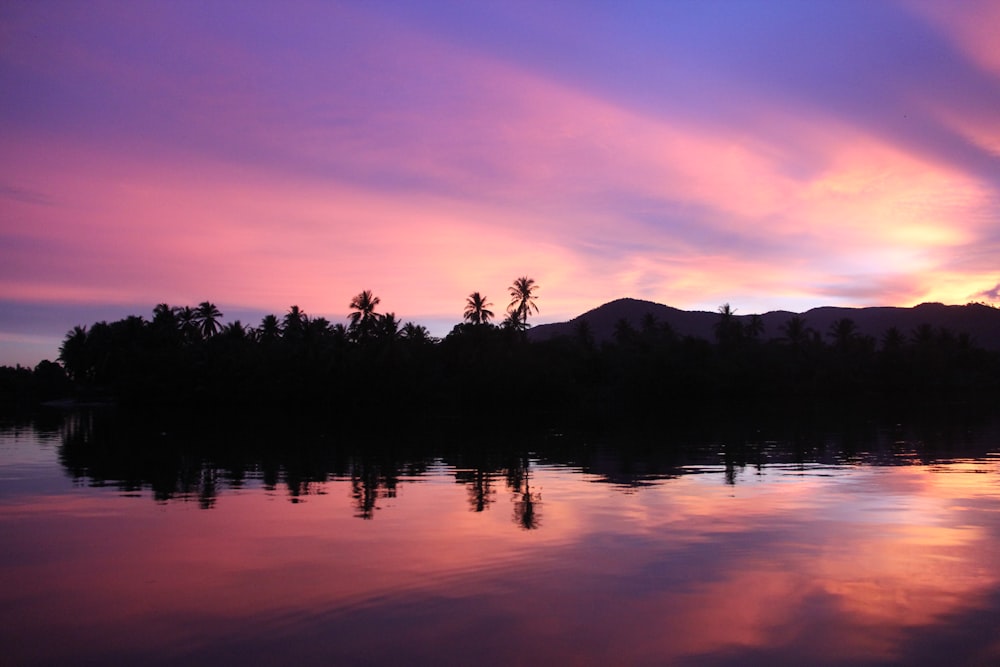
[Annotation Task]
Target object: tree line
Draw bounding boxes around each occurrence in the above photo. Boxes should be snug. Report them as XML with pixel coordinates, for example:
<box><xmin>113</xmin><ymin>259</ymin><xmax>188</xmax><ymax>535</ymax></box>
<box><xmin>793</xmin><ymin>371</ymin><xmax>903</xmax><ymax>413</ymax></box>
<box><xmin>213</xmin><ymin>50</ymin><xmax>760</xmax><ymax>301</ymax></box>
<box><xmin>3</xmin><ymin>280</ymin><xmax>998</xmax><ymax>419</ymax></box>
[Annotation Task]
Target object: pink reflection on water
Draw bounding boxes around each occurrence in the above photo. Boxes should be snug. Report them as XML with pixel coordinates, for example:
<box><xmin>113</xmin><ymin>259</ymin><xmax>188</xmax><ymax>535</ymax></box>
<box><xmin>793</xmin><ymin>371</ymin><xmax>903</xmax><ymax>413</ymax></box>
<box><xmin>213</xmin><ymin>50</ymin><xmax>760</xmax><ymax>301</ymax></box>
<box><xmin>2</xmin><ymin>446</ymin><xmax>1000</xmax><ymax>664</ymax></box>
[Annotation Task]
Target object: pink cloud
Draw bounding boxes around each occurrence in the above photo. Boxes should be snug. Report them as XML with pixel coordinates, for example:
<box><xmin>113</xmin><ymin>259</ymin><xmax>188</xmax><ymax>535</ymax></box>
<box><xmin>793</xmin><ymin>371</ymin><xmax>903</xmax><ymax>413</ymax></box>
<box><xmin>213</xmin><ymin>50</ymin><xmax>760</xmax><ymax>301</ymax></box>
<box><xmin>3</xmin><ymin>0</ymin><xmax>998</xmax><ymax>358</ymax></box>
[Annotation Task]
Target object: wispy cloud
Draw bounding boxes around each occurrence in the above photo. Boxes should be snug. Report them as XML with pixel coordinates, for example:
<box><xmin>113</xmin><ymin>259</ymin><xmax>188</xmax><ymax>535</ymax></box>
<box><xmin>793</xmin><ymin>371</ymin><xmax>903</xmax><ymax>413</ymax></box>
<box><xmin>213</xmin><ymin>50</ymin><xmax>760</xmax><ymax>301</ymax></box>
<box><xmin>0</xmin><ymin>0</ymin><xmax>998</xmax><ymax>362</ymax></box>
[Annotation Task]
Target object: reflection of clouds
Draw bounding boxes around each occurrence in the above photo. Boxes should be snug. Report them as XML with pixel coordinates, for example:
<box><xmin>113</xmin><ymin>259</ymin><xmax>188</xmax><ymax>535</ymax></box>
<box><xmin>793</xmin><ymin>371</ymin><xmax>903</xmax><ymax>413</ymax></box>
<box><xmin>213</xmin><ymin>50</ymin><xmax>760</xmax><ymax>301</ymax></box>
<box><xmin>612</xmin><ymin>463</ymin><xmax>1000</xmax><ymax>661</ymax></box>
<box><xmin>5</xmin><ymin>456</ymin><xmax>1000</xmax><ymax>664</ymax></box>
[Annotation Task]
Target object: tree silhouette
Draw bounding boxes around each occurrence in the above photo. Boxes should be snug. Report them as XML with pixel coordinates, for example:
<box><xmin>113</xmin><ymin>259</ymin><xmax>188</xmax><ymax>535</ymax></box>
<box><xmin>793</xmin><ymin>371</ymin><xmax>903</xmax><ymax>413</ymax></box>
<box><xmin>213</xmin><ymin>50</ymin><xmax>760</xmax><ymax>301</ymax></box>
<box><xmin>714</xmin><ymin>303</ymin><xmax>741</xmax><ymax>345</ymax></box>
<box><xmin>349</xmin><ymin>290</ymin><xmax>381</xmax><ymax>342</ymax></box>
<box><xmin>882</xmin><ymin>326</ymin><xmax>905</xmax><ymax>352</ymax></box>
<box><xmin>507</xmin><ymin>276</ymin><xmax>539</xmax><ymax>330</ymax></box>
<box><xmin>195</xmin><ymin>302</ymin><xmax>223</xmax><ymax>339</ymax></box>
<box><xmin>828</xmin><ymin>318</ymin><xmax>858</xmax><ymax>351</ymax></box>
<box><xmin>151</xmin><ymin>304</ymin><xmax>179</xmax><ymax>334</ymax></box>
<box><xmin>464</xmin><ymin>292</ymin><xmax>495</xmax><ymax>325</ymax></box>
<box><xmin>780</xmin><ymin>316</ymin><xmax>810</xmax><ymax>347</ymax></box>
<box><xmin>220</xmin><ymin>320</ymin><xmax>248</xmax><ymax>340</ymax></box>
<box><xmin>177</xmin><ymin>306</ymin><xmax>200</xmax><ymax>341</ymax></box>
<box><xmin>283</xmin><ymin>305</ymin><xmax>307</xmax><ymax>339</ymax></box>
<box><xmin>58</xmin><ymin>325</ymin><xmax>88</xmax><ymax>382</ymax></box>
<box><xmin>377</xmin><ymin>312</ymin><xmax>402</xmax><ymax>341</ymax></box>
<box><xmin>401</xmin><ymin>322</ymin><xmax>431</xmax><ymax>343</ymax></box>
<box><xmin>257</xmin><ymin>314</ymin><xmax>282</xmax><ymax>342</ymax></box>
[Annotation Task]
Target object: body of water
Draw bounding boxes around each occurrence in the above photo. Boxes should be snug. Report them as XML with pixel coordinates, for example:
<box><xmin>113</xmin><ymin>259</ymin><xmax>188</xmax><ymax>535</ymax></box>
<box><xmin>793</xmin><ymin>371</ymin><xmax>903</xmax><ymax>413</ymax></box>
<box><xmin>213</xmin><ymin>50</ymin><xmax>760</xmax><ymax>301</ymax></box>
<box><xmin>2</xmin><ymin>408</ymin><xmax>999</xmax><ymax>665</ymax></box>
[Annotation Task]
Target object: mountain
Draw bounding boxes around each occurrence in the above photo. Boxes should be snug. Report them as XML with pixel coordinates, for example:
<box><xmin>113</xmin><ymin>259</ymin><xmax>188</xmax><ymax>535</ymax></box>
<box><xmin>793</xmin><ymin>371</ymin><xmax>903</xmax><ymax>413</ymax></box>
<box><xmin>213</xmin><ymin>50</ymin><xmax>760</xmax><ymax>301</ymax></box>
<box><xmin>527</xmin><ymin>298</ymin><xmax>1000</xmax><ymax>350</ymax></box>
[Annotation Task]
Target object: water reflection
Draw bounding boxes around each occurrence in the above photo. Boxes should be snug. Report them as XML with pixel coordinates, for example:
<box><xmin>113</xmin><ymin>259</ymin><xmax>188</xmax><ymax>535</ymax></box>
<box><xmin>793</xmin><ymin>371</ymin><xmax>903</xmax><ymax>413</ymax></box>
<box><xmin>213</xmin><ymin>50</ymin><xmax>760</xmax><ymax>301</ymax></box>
<box><xmin>2</xmin><ymin>406</ymin><xmax>1000</xmax><ymax>665</ymax></box>
<box><xmin>45</xmin><ymin>405</ymin><xmax>1000</xmax><ymax>517</ymax></box>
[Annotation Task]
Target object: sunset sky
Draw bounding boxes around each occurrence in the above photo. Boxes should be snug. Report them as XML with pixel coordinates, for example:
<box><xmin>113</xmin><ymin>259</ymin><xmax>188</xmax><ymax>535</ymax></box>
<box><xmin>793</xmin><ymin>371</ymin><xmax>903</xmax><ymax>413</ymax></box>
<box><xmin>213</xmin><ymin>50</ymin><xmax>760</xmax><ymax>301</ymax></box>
<box><xmin>2</xmin><ymin>0</ymin><xmax>999</xmax><ymax>366</ymax></box>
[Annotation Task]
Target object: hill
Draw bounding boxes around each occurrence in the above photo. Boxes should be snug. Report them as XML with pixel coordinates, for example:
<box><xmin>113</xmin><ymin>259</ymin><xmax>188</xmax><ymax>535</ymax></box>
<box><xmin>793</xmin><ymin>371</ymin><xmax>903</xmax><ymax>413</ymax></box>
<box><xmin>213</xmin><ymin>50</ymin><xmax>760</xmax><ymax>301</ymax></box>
<box><xmin>527</xmin><ymin>298</ymin><xmax>1000</xmax><ymax>350</ymax></box>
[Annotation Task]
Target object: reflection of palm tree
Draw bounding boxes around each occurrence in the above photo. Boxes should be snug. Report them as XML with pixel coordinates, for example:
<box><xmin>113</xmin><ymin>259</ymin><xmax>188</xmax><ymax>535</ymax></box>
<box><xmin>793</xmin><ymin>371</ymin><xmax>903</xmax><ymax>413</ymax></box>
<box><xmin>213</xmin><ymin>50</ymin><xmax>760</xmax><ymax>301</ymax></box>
<box><xmin>507</xmin><ymin>277</ymin><xmax>539</xmax><ymax>330</ymax></box>
<box><xmin>467</xmin><ymin>468</ymin><xmax>495</xmax><ymax>512</ymax></box>
<box><xmin>510</xmin><ymin>455</ymin><xmax>541</xmax><ymax>530</ymax></box>
<box><xmin>349</xmin><ymin>290</ymin><xmax>381</xmax><ymax>341</ymax></box>
<box><xmin>464</xmin><ymin>292</ymin><xmax>494</xmax><ymax>325</ymax></box>
<box><xmin>195</xmin><ymin>301</ymin><xmax>223</xmax><ymax>338</ymax></box>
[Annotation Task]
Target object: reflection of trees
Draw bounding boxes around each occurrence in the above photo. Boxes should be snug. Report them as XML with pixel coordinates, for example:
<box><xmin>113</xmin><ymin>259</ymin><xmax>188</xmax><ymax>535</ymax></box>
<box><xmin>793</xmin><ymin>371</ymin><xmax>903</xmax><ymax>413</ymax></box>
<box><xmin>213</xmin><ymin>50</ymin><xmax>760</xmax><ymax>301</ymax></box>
<box><xmin>455</xmin><ymin>467</ymin><xmax>496</xmax><ymax>512</ymax></box>
<box><xmin>42</xmin><ymin>405</ymin><xmax>1000</xmax><ymax>526</ymax></box>
<box><xmin>350</xmin><ymin>457</ymin><xmax>399</xmax><ymax>520</ymax></box>
<box><xmin>508</xmin><ymin>454</ymin><xmax>541</xmax><ymax>530</ymax></box>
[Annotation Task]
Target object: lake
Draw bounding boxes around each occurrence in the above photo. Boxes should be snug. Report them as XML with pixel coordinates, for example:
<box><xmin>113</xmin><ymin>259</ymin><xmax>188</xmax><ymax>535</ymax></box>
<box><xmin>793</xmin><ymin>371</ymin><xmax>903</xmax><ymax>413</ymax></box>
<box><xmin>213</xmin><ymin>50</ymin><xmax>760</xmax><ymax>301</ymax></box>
<box><xmin>2</xmin><ymin>405</ymin><xmax>1000</xmax><ymax>666</ymax></box>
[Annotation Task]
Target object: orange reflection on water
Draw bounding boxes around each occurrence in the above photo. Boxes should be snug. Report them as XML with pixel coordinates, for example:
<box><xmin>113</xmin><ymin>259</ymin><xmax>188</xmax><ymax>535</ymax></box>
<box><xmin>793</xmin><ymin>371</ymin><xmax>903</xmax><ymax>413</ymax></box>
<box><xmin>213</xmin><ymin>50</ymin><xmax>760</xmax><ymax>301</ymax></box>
<box><xmin>3</xmin><ymin>456</ymin><xmax>1000</xmax><ymax>665</ymax></box>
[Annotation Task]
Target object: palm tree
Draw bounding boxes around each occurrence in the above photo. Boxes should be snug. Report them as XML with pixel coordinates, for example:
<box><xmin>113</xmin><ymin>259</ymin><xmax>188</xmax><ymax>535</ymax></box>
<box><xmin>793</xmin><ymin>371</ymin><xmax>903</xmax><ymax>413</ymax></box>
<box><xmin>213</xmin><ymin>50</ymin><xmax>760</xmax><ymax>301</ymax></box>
<box><xmin>221</xmin><ymin>320</ymin><xmax>248</xmax><ymax>340</ymax></box>
<box><xmin>401</xmin><ymin>322</ymin><xmax>432</xmax><ymax>343</ymax></box>
<box><xmin>881</xmin><ymin>326</ymin><xmax>905</xmax><ymax>352</ymax></box>
<box><xmin>151</xmin><ymin>303</ymin><xmax>178</xmax><ymax>331</ymax></box>
<box><xmin>780</xmin><ymin>315</ymin><xmax>809</xmax><ymax>347</ymax></box>
<box><xmin>507</xmin><ymin>276</ymin><xmax>539</xmax><ymax>329</ymax></box>
<box><xmin>257</xmin><ymin>314</ymin><xmax>282</xmax><ymax>342</ymax></box>
<box><xmin>714</xmin><ymin>303</ymin><xmax>741</xmax><ymax>345</ymax></box>
<box><xmin>377</xmin><ymin>312</ymin><xmax>401</xmax><ymax>341</ymax></box>
<box><xmin>177</xmin><ymin>306</ymin><xmax>200</xmax><ymax>341</ymax></box>
<box><xmin>501</xmin><ymin>310</ymin><xmax>522</xmax><ymax>331</ymax></box>
<box><xmin>349</xmin><ymin>290</ymin><xmax>381</xmax><ymax>341</ymax></box>
<box><xmin>283</xmin><ymin>305</ymin><xmax>307</xmax><ymax>339</ymax></box>
<box><xmin>194</xmin><ymin>301</ymin><xmax>223</xmax><ymax>338</ymax></box>
<box><xmin>828</xmin><ymin>318</ymin><xmax>858</xmax><ymax>351</ymax></box>
<box><xmin>464</xmin><ymin>292</ymin><xmax>495</xmax><ymax>325</ymax></box>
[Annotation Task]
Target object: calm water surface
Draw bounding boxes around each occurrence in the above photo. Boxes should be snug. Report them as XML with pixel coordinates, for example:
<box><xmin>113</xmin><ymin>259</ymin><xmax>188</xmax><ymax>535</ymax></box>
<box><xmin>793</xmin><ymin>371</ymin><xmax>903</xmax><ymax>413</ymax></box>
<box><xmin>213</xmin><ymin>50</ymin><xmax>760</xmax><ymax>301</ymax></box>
<box><xmin>2</xmin><ymin>409</ymin><xmax>1000</xmax><ymax>666</ymax></box>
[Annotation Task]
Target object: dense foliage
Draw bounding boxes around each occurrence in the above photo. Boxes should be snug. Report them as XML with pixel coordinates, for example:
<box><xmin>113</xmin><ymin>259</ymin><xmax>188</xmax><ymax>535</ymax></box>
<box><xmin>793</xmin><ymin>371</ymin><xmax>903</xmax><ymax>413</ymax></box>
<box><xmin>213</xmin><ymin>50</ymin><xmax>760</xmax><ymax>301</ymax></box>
<box><xmin>4</xmin><ymin>286</ymin><xmax>999</xmax><ymax>421</ymax></box>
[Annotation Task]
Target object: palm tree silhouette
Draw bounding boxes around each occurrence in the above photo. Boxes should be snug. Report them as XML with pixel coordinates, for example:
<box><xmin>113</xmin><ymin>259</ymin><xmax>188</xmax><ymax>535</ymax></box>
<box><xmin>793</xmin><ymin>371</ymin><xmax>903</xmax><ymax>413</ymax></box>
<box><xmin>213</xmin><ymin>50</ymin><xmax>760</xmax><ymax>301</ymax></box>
<box><xmin>195</xmin><ymin>301</ymin><xmax>223</xmax><ymax>338</ymax></box>
<box><xmin>881</xmin><ymin>326</ymin><xmax>905</xmax><ymax>352</ymax></box>
<box><xmin>283</xmin><ymin>305</ymin><xmax>307</xmax><ymax>339</ymax></box>
<box><xmin>401</xmin><ymin>322</ymin><xmax>431</xmax><ymax>343</ymax></box>
<box><xmin>349</xmin><ymin>290</ymin><xmax>381</xmax><ymax>341</ymax></box>
<box><xmin>780</xmin><ymin>315</ymin><xmax>810</xmax><ymax>347</ymax></box>
<box><xmin>507</xmin><ymin>276</ymin><xmax>539</xmax><ymax>330</ymax></box>
<box><xmin>828</xmin><ymin>318</ymin><xmax>858</xmax><ymax>351</ymax></box>
<box><xmin>177</xmin><ymin>306</ymin><xmax>200</xmax><ymax>341</ymax></box>
<box><xmin>464</xmin><ymin>292</ymin><xmax>495</xmax><ymax>325</ymax></box>
<box><xmin>714</xmin><ymin>303</ymin><xmax>741</xmax><ymax>345</ymax></box>
<box><xmin>257</xmin><ymin>314</ymin><xmax>282</xmax><ymax>342</ymax></box>
<box><xmin>221</xmin><ymin>320</ymin><xmax>248</xmax><ymax>340</ymax></box>
<box><xmin>377</xmin><ymin>312</ymin><xmax>402</xmax><ymax>341</ymax></box>
<box><xmin>151</xmin><ymin>303</ymin><xmax>179</xmax><ymax>332</ymax></box>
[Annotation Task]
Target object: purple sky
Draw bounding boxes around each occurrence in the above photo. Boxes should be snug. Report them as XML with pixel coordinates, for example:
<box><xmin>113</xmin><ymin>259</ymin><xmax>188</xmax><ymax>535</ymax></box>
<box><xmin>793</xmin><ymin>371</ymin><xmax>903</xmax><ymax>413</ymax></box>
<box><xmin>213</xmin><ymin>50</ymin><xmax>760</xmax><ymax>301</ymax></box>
<box><xmin>2</xmin><ymin>0</ymin><xmax>999</xmax><ymax>365</ymax></box>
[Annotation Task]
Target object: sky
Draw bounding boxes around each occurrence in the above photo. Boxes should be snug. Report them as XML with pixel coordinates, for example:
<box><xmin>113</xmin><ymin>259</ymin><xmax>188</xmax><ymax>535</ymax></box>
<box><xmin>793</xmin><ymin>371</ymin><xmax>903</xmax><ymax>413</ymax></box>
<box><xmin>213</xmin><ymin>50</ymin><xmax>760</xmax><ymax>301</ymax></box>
<box><xmin>2</xmin><ymin>0</ymin><xmax>999</xmax><ymax>366</ymax></box>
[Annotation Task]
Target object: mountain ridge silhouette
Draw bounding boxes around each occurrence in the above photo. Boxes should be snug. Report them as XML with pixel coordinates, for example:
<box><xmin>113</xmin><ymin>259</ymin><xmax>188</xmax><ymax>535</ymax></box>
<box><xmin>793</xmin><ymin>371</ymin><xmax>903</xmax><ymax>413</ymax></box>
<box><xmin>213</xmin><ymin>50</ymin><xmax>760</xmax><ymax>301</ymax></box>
<box><xmin>527</xmin><ymin>298</ymin><xmax>1000</xmax><ymax>349</ymax></box>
